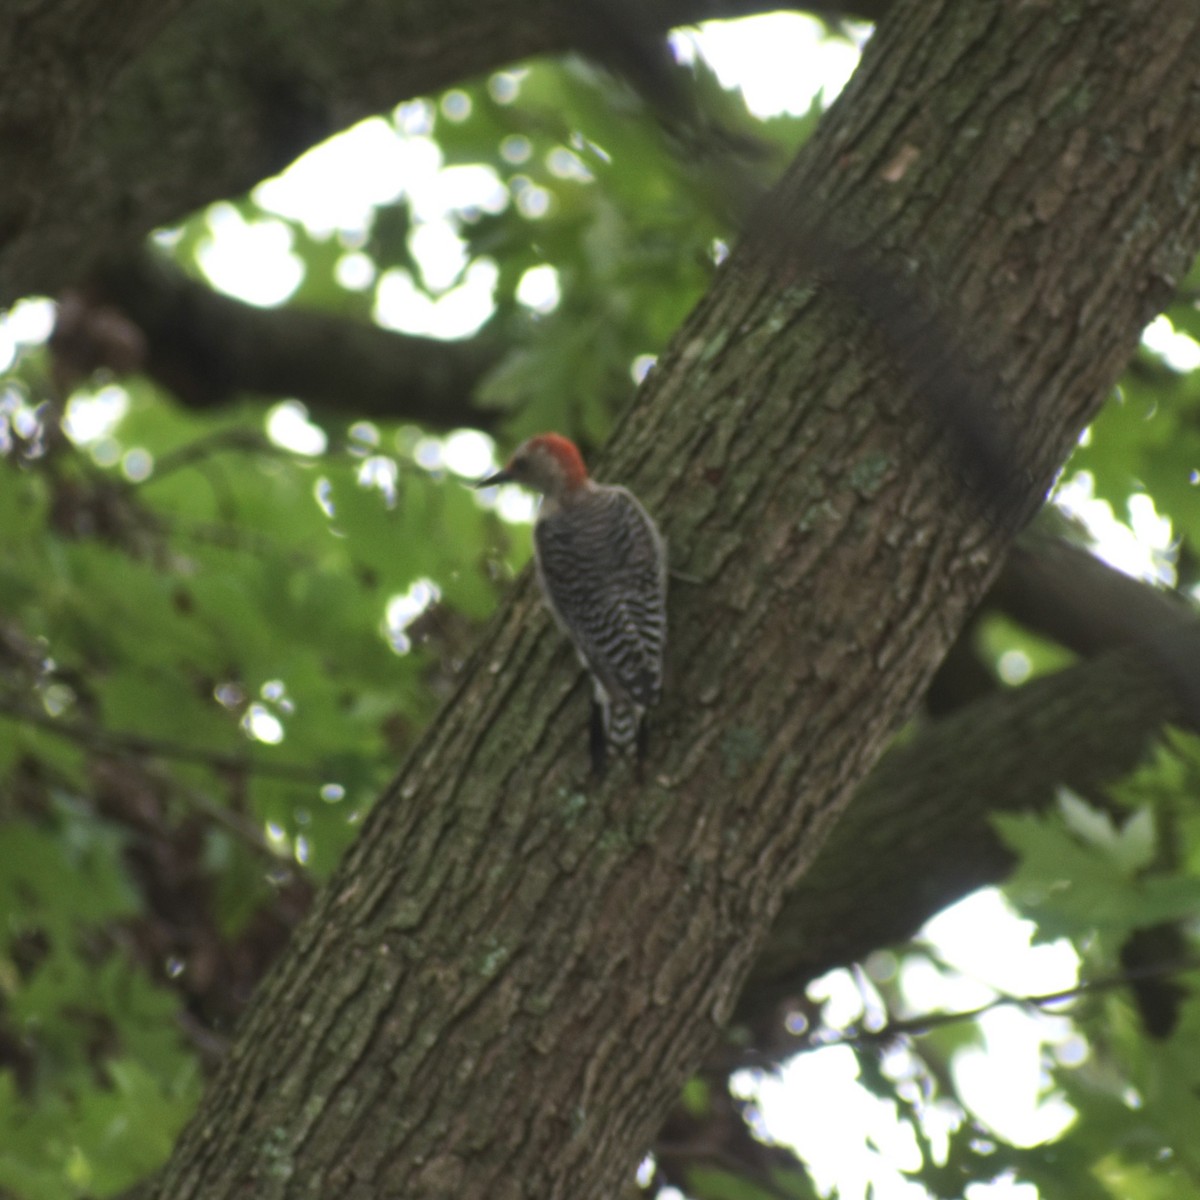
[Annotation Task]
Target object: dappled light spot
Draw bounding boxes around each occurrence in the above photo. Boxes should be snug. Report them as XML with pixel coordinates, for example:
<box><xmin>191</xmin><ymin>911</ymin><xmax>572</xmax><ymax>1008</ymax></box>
<box><xmin>39</xmin><ymin>681</ymin><xmax>75</xmax><ymax>717</ymax></box>
<box><xmin>374</xmin><ymin>260</ymin><xmax>498</xmax><ymax>339</ymax></box>
<box><xmin>357</xmin><ymin>454</ymin><xmax>398</xmax><ymax>504</ymax></box>
<box><xmin>411</xmin><ymin>220</ymin><xmax>467</xmax><ymax>291</ymax></box>
<box><xmin>864</xmin><ymin>948</ymin><xmax>897</xmax><ymax>984</ymax></box>
<box><xmin>546</xmin><ymin>147</ymin><xmax>592</xmax><ymax>183</ymax></box>
<box><xmin>997</xmin><ymin>649</ymin><xmax>1031</xmax><ymax>685</ymax></box>
<box><xmin>214</xmin><ymin>681</ymin><xmax>245</xmax><ymax>709</ymax></box>
<box><xmin>256</xmin><ymin>116</ymin><xmax>407</xmax><ymax>233</ymax></box>
<box><xmin>314</xmin><ymin>476</ymin><xmax>335</xmax><ymax>518</ymax></box>
<box><xmin>691</xmin><ymin>13</ymin><xmax>866</xmax><ymax>117</ymax></box>
<box><xmin>413</xmin><ymin>436</ymin><xmax>442</xmax><ymax>471</ymax></box>
<box><xmin>511</xmin><ymin>177</ymin><xmax>552</xmax><ymax>220</ymax></box>
<box><xmin>348</xmin><ymin>420</ymin><xmax>380</xmax><ymax>450</ymax></box>
<box><xmin>496</xmin><ymin>486</ymin><xmax>537</xmax><ymax>525</ymax></box>
<box><xmin>469</xmin><ymin>462</ymin><xmax>537</xmax><ymax>525</ymax></box>
<box><xmin>394</xmin><ymin>99</ymin><xmax>435</xmax><ymax>137</ymax></box>
<box><xmin>1</xmin><ymin>387</ymin><xmax>40</xmax><ymax>453</ymax></box>
<box><xmin>631</xmin><ymin>354</ymin><xmax>656</xmax><ymax>384</ymax></box>
<box><xmin>121</xmin><ymin>447</ymin><xmax>153</xmax><ymax>482</ymax></box>
<box><xmin>267</xmin><ymin>400</ymin><xmax>328</xmax><ymax>456</ymax></box>
<box><xmin>6</xmin><ymin>296</ymin><xmax>55</xmax><ymax>343</ymax></box>
<box><xmin>1142</xmin><ymin>314</ymin><xmax>1200</xmax><ymax>373</ymax></box>
<box><xmin>335</xmin><ymin>251</ymin><xmax>375</xmax><ymax>291</ymax></box>
<box><xmin>198</xmin><ymin>205</ymin><xmax>304</xmax><ymax>306</ymax></box>
<box><xmin>501</xmin><ymin>134</ymin><xmax>532</xmax><ymax>165</ymax></box>
<box><xmin>261</xmin><ymin>679</ymin><xmax>294</xmax><ymax>714</ymax></box>
<box><xmin>784</xmin><ymin>1010</ymin><xmax>808</xmax><ymax>1036</ymax></box>
<box><xmin>1053</xmin><ymin>472</ymin><xmax>1174</xmax><ymax>584</ymax></box>
<box><xmin>243</xmin><ymin>702</ymin><xmax>284</xmax><ymax>744</ymax></box>
<box><xmin>441</xmin><ymin>90</ymin><xmax>472</xmax><ymax>122</ymax></box>
<box><xmin>62</xmin><ymin>383</ymin><xmax>129</xmax><ymax>445</ymax></box>
<box><xmin>442</xmin><ymin>429</ymin><xmax>494</xmax><ymax>479</ymax></box>
<box><xmin>516</xmin><ymin>264</ymin><xmax>560</xmax><ymax>314</ymax></box>
<box><xmin>0</xmin><ymin>297</ymin><xmax>55</xmax><ymax>370</ymax></box>
<box><xmin>10</xmin><ymin>402</ymin><xmax>38</xmax><ymax>440</ymax></box>
<box><xmin>953</xmin><ymin>1008</ymin><xmax>1076</xmax><ymax>1145</ymax></box>
<box><xmin>422</xmin><ymin>163</ymin><xmax>508</xmax><ymax>219</ymax></box>
<box><xmin>1054</xmin><ymin>1034</ymin><xmax>1087</xmax><ymax>1067</ymax></box>
<box><xmin>488</xmin><ymin>71</ymin><xmax>522</xmax><ymax>105</ymax></box>
<box><xmin>386</xmin><ymin>578</ymin><xmax>441</xmax><ymax>654</ymax></box>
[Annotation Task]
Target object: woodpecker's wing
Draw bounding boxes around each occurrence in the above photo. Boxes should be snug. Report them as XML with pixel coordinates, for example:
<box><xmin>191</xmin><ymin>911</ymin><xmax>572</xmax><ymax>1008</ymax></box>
<box><xmin>533</xmin><ymin>485</ymin><xmax>667</xmax><ymax>708</ymax></box>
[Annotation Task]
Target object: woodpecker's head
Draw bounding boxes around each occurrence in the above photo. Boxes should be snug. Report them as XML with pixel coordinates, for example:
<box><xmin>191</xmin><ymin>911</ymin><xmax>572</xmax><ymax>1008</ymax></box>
<box><xmin>475</xmin><ymin>433</ymin><xmax>589</xmax><ymax>499</ymax></box>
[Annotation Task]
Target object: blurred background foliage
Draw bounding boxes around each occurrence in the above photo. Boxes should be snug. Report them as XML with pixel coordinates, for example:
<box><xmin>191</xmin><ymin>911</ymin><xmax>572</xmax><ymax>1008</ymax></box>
<box><xmin>2</xmin><ymin>13</ymin><xmax>1200</xmax><ymax>1200</ymax></box>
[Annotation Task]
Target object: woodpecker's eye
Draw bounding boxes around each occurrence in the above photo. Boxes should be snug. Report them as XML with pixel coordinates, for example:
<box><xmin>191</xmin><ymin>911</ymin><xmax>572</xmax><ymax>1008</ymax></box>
<box><xmin>509</xmin><ymin>454</ymin><xmax>529</xmax><ymax>475</ymax></box>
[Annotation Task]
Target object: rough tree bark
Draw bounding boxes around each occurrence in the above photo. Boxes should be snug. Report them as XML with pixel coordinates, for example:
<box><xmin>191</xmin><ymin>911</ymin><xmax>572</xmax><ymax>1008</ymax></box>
<box><xmin>121</xmin><ymin>1</ymin><xmax>1200</xmax><ymax>1197</ymax></box>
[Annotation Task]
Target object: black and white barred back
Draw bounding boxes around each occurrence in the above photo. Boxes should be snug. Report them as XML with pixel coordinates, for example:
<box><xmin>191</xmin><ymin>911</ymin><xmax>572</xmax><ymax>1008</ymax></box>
<box><xmin>533</xmin><ymin>483</ymin><xmax>667</xmax><ymax>749</ymax></box>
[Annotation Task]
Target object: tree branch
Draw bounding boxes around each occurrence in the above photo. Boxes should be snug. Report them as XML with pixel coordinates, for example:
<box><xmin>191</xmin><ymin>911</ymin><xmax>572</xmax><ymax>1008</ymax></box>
<box><xmin>799</xmin><ymin>956</ymin><xmax>1200</xmax><ymax>1053</ymax></box>
<box><xmin>738</xmin><ymin>532</ymin><xmax>1200</xmax><ymax>1025</ymax></box>
<box><xmin>59</xmin><ymin>251</ymin><xmax>504</xmax><ymax>428</ymax></box>
<box><xmin>994</xmin><ymin>534</ymin><xmax>1195</xmax><ymax>658</ymax></box>
<box><xmin>0</xmin><ymin>0</ymin><xmax>882</xmax><ymax>307</ymax></box>
<box><xmin>739</xmin><ymin>646</ymin><xmax>1187</xmax><ymax>1026</ymax></box>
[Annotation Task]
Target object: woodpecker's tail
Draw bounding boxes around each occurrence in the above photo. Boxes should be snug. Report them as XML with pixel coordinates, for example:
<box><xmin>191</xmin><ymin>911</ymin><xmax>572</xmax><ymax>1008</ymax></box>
<box><xmin>604</xmin><ymin>695</ymin><xmax>642</xmax><ymax>749</ymax></box>
<box><xmin>590</xmin><ymin>685</ymin><xmax>645</xmax><ymax>776</ymax></box>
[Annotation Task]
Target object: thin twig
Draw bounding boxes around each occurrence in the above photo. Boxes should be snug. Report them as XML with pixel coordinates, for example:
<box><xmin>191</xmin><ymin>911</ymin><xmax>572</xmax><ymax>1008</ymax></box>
<box><xmin>144</xmin><ymin>428</ymin><xmax>275</xmax><ymax>483</ymax></box>
<box><xmin>796</xmin><ymin>957</ymin><xmax>1200</xmax><ymax>1053</ymax></box>
<box><xmin>145</xmin><ymin>761</ymin><xmax>291</xmax><ymax>864</ymax></box>
<box><xmin>0</xmin><ymin>696</ymin><xmax>325</xmax><ymax>783</ymax></box>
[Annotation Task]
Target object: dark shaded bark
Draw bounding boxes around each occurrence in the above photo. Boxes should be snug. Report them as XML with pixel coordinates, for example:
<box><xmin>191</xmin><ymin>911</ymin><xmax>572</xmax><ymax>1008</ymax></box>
<box><xmin>994</xmin><ymin>536</ymin><xmax>1196</xmax><ymax>659</ymax></box>
<box><xmin>0</xmin><ymin>0</ymin><xmax>194</xmax><ymax>255</ymax></box>
<box><xmin>64</xmin><ymin>252</ymin><xmax>504</xmax><ymax>427</ymax></box>
<box><xmin>134</xmin><ymin>2</ymin><xmax>1200</xmax><ymax>1198</ymax></box>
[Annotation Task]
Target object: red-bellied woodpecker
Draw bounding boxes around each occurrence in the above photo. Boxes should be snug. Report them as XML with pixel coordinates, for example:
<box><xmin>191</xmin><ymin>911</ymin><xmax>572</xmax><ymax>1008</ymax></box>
<box><xmin>475</xmin><ymin>433</ymin><xmax>667</xmax><ymax>774</ymax></box>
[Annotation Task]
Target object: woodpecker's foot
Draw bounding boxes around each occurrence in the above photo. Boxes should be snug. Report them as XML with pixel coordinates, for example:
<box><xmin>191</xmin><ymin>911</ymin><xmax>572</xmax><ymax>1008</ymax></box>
<box><xmin>589</xmin><ymin>699</ymin><xmax>608</xmax><ymax>777</ymax></box>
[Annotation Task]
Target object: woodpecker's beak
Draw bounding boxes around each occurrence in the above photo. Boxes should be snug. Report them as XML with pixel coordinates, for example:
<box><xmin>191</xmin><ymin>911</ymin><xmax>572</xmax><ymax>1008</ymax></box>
<box><xmin>473</xmin><ymin>469</ymin><xmax>511</xmax><ymax>489</ymax></box>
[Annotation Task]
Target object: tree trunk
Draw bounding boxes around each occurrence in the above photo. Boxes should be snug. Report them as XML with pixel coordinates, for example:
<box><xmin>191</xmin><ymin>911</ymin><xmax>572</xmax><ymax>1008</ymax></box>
<box><xmin>135</xmin><ymin>1</ymin><xmax>1200</xmax><ymax>1197</ymax></box>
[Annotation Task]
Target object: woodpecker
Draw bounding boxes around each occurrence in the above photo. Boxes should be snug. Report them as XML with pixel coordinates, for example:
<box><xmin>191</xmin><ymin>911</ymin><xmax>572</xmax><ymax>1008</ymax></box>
<box><xmin>475</xmin><ymin>433</ymin><xmax>667</xmax><ymax>774</ymax></box>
